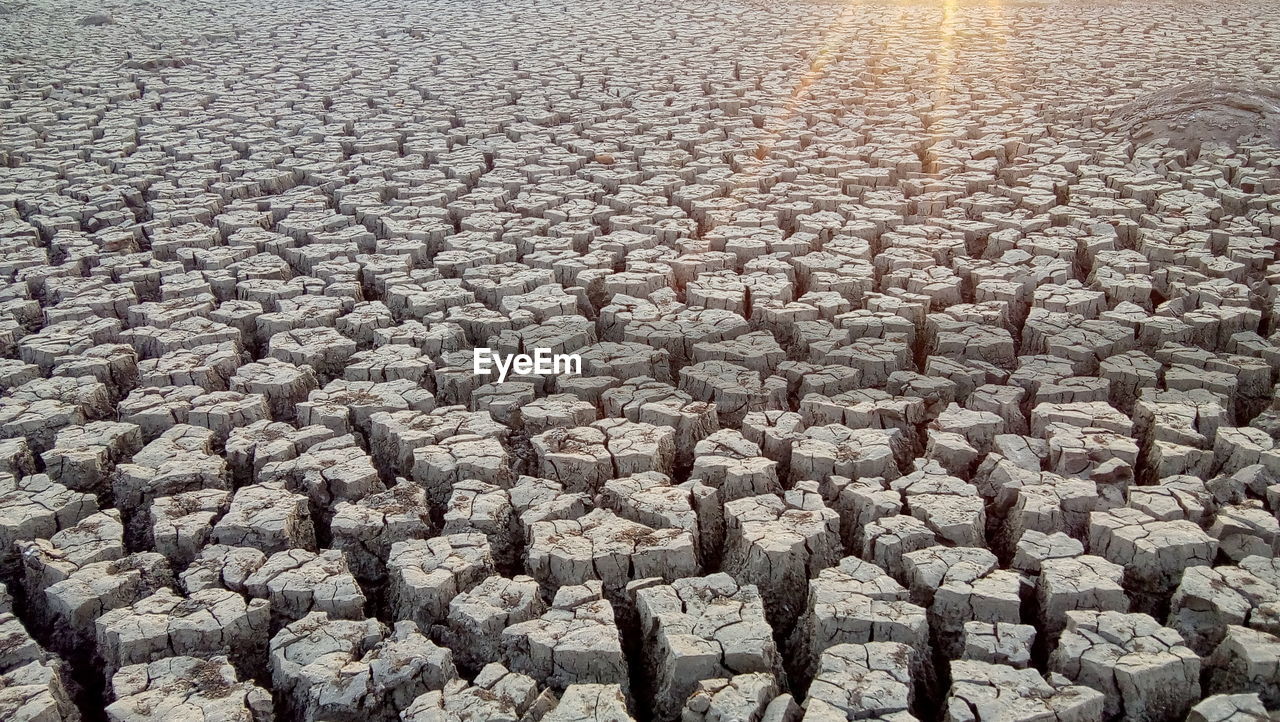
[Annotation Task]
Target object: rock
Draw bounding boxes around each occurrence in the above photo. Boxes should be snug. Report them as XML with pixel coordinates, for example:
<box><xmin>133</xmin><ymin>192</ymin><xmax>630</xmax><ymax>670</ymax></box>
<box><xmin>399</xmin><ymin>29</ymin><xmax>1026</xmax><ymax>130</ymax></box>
<box><xmin>862</xmin><ymin>515</ymin><xmax>940</xmax><ymax>583</ymax></box>
<box><xmin>330</xmin><ymin>480</ymin><xmax>432</xmax><ymax>583</ymax></box>
<box><xmin>1051</xmin><ymin>611</ymin><xmax>1200</xmax><ymax>722</ymax></box>
<box><xmin>17</xmin><ymin>509</ymin><xmax>123</xmax><ymax>612</ymax></box>
<box><xmin>902</xmin><ymin>546</ymin><xmax>1024</xmax><ymax>659</ymax></box>
<box><xmin>721</xmin><ymin>484</ymin><xmax>841</xmax><ymax>629</ymax></box>
<box><xmin>0</xmin><ymin>661</ymin><xmax>80</xmax><ymax>722</ymax></box>
<box><xmin>522</xmin><ymin>394</ymin><xmax>599</xmax><ymax>435</ymax></box>
<box><xmin>260</xmin><ymin>435</ymin><xmax>385</xmax><ymax>512</ymax></box>
<box><xmin>443</xmin><ymin>479</ymin><xmax>516</xmax><ymax>571</ymax></box>
<box><xmin>95</xmin><ymin>587</ymin><xmax>269</xmax><ymax>676</ymax></box>
<box><xmin>297</xmin><ymin>379</ymin><xmax>434</xmax><ymax>439</ymax></box>
<box><xmin>890</xmin><ymin>462</ymin><xmax>985</xmax><ymax>547</ymax></box>
<box><xmin>78</xmin><ymin>12</ymin><xmax>112</xmax><ymax>26</ymax></box>
<box><xmin>802</xmin><ymin>642</ymin><xmax>916</xmax><ymax>721</ymax></box>
<box><xmin>211</xmin><ymin>483</ymin><xmax>316</xmax><ymax>554</ymax></box>
<box><xmin>226</xmin><ymin>421</ymin><xmax>335</xmax><ymax>486</ymax></box>
<box><xmin>388</xmin><ymin>534</ymin><xmax>495</xmax><ymax>631</ymax></box>
<box><xmin>943</xmin><ymin>660</ymin><xmax>1104</xmax><ymax>722</ymax></box>
<box><xmin>692</xmin><ymin>429</ymin><xmax>782</xmax><ymax>502</ymax></box>
<box><xmin>681</xmin><ymin>673</ymin><xmax>780</xmax><ymax>722</ymax></box>
<box><xmin>509</xmin><ymin>475</ymin><xmax>591</xmax><ymax>534</ymax></box>
<box><xmin>244</xmin><ymin>548</ymin><xmax>367</xmax><ymax>625</ymax></box>
<box><xmin>412</xmin><ymin>434</ymin><xmax>512</xmax><ymax>507</ymax></box>
<box><xmin>112</xmin><ymin>426</ymin><xmax>228</xmax><ymax>532</ymax></box>
<box><xmin>1037</xmin><ymin>555</ymin><xmax>1129</xmax><ymax>640</ymax></box>
<box><xmin>370</xmin><ymin>407</ymin><xmax>506</xmax><ymax>481</ymax></box>
<box><xmin>1089</xmin><ymin>508</ymin><xmax>1218</xmax><ymax>612</ymax></box>
<box><xmin>0</xmin><ymin>473</ymin><xmax>98</xmax><ymax>574</ymax></box>
<box><xmin>1185</xmin><ymin>694</ymin><xmax>1271</xmax><ymax>722</ymax></box>
<box><xmin>270</xmin><ymin>612</ymin><xmax>456</xmax><ymax>721</ymax></box>
<box><xmin>531</xmin><ymin>420</ymin><xmax>675</xmax><ymax>494</ymax></box>
<box><xmin>0</xmin><ymin>606</ymin><xmax>47</xmax><ymax>674</ymax></box>
<box><xmin>631</xmin><ymin>573</ymin><xmax>782</xmax><ymax>721</ymax></box>
<box><xmin>230</xmin><ymin>357</ymin><xmax>319</xmax><ymax>421</ymax></box>
<box><xmin>544</xmin><ymin>684</ymin><xmax>635</xmax><ymax>722</ymax></box>
<box><xmin>1011</xmin><ymin>531</ymin><xmax>1084</xmax><ymax>574</ymax></box>
<box><xmin>400</xmin><ymin>663</ymin><xmax>544</xmax><ymax>721</ymax></box>
<box><xmin>1169</xmin><ymin>564</ymin><xmax>1279</xmax><ymax>656</ymax></box>
<box><xmin>788</xmin><ymin>557</ymin><xmax>927</xmax><ymax>683</ymax></box>
<box><xmin>438</xmin><ymin>575</ymin><xmax>546</xmax><ymax>674</ymax></box>
<box><xmin>526</xmin><ymin>508</ymin><xmax>698</xmax><ymax>595</ymax></box>
<box><xmin>44</xmin><ymin>552</ymin><xmax>172</xmax><ymax>655</ymax></box>
<box><xmin>679</xmin><ymin>360</ymin><xmax>786</xmax><ymax>428</ymax></box>
<box><xmin>501</xmin><ymin>581</ymin><xmax>629</xmax><ymax>693</ymax></box>
<box><xmin>179</xmin><ymin>545</ymin><xmax>266</xmax><ymax>595</ymax></box>
<box><xmin>7</xmin><ymin>2</ymin><xmax>1280</xmax><ymax>717</ymax></box>
<box><xmin>41</xmin><ymin>421</ymin><xmax>142</xmax><ymax>494</ymax></box>
<box><xmin>1206</xmin><ymin>626</ymin><xmax>1280</xmax><ymax>708</ymax></box>
<box><xmin>149</xmin><ymin>489</ymin><xmax>228</xmax><ymax>566</ymax></box>
<box><xmin>106</xmin><ymin>656</ymin><xmax>272</xmax><ymax>722</ymax></box>
<box><xmin>960</xmin><ymin>623</ymin><xmax>1036</xmax><ymax>670</ymax></box>
<box><xmin>598</xmin><ymin>472</ymin><xmax>718</xmax><ymax>565</ymax></box>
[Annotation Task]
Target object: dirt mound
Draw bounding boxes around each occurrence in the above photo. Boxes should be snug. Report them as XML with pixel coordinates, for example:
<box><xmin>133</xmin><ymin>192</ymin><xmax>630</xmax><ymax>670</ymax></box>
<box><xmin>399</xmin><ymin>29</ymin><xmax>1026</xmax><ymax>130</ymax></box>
<box><xmin>1109</xmin><ymin>81</ymin><xmax>1280</xmax><ymax>148</ymax></box>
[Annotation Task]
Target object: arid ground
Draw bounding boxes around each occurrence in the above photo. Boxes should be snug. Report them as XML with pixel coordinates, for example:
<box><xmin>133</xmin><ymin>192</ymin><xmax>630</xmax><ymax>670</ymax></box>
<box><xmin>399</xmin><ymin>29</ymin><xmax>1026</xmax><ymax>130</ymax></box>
<box><xmin>1</xmin><ymin>0</ymin><xmax>1279</xmax><ymax>720</ymax></box>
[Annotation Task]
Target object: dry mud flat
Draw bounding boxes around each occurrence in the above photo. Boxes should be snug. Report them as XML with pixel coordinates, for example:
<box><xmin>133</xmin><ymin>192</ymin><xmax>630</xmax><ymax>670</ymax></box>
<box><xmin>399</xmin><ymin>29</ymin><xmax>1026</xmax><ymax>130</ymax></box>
<box><xmin>2</xmin><ymin>0</ymin><xmax>1280</xmax><ymax>719</ymax></box>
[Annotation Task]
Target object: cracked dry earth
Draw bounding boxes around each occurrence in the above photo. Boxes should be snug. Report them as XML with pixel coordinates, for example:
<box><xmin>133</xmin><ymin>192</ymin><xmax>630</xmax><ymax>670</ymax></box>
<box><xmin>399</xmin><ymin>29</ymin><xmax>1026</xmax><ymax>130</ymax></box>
<box><xmin>2</xmin><ymin>0</ymin><xmax>1280</xmax><ymax>720</ymax></box>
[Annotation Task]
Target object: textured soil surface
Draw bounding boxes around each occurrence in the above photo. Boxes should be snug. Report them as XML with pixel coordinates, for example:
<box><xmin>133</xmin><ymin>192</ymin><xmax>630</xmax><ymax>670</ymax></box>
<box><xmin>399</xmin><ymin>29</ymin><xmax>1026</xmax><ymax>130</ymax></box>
<box><xmin>1</xmin><ymin>0</ymin><xmax>1279</xmax><ymax>720</ymax></box>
